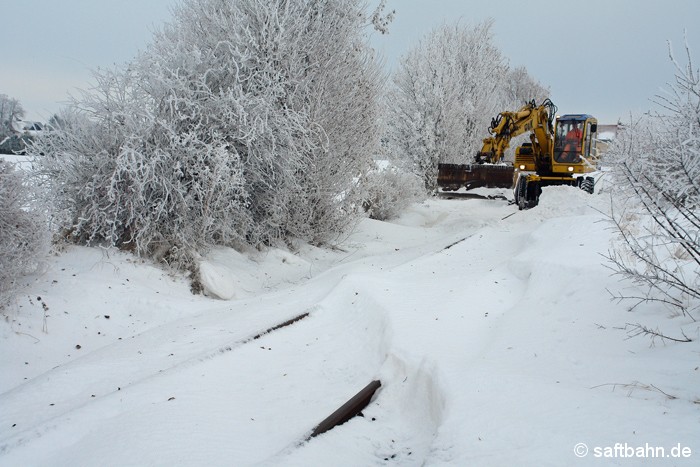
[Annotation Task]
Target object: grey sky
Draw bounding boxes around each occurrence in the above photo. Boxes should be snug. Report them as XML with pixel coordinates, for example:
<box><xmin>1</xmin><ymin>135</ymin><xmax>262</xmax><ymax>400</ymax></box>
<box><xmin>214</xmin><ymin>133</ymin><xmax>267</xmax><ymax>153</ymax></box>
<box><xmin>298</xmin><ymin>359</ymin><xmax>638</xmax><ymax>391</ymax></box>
<box><xmin>2</xmin><ymin>0</ymin><xmax>175</xmax><ymax>121</ymax></box>
<box><xmin>3</xmin><ymin>0</ymin><xmax>699</xmax><ymax>124</ymax></box>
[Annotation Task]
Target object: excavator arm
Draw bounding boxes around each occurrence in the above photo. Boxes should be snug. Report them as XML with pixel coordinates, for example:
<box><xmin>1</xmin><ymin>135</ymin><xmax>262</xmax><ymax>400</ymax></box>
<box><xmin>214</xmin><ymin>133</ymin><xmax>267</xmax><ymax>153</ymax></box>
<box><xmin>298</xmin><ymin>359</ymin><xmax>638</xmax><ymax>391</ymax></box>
<box><xmin>475</xmin><ymin>99</ymin><xmax>556</xmax><ymax>164</ymax></box>
<box><xmin>437</xmin><ymin>99</ymin><xmax>557</xmax><ymax>192</ymax></box>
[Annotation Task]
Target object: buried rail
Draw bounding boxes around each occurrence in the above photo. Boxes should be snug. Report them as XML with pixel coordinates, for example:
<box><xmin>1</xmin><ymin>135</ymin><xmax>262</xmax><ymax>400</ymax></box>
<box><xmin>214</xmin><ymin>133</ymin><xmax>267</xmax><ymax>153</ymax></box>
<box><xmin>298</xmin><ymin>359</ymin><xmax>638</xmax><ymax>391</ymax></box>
<box><xmin>309</xmin><ymin>380</ymin><xmax>382</xmax><ymax>439</ymax></box>
<box><xmin>438</xmin><ymin>191</ymin><xmax>509</xmax><ymax>201</ymax></box>
<box><xmin>249</xmin><ymin>312</ymin><xmax>310</xmax><ymax>341</ymax></box>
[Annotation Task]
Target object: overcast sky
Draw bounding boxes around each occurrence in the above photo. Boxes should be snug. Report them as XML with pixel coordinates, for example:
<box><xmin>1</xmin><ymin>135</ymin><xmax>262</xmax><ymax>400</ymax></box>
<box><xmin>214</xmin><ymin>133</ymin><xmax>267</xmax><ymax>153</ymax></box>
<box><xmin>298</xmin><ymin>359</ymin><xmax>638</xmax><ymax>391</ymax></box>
<box><xmin>3</xmin><ymin>0</ymin><xmax>699</xmax><ymax>124</ymax></box>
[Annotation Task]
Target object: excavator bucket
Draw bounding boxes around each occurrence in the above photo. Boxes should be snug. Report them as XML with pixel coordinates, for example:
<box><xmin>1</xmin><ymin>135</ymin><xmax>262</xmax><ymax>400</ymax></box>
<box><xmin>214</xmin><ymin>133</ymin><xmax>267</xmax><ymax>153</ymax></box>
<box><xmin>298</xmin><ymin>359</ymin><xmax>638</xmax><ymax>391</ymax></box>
<box><xmin>437</xmin><ymin>163</ymin><xmax>514</xmax><ymax>191</ymax></box>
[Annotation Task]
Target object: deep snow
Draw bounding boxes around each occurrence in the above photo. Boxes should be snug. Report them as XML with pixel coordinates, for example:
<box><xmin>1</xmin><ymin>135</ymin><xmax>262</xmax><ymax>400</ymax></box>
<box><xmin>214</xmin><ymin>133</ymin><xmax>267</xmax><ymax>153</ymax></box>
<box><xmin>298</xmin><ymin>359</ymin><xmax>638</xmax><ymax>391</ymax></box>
<box><xmin>1</xmin><ymin>158</ymin><xmax>698</xmax><ymax>466</ymax></box>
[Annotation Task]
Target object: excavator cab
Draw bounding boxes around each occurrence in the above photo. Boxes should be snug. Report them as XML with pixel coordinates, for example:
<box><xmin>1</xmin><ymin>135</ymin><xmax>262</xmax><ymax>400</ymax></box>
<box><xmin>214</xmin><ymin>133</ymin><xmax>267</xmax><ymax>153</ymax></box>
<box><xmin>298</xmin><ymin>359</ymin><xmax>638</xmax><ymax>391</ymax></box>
<box><xmin>513</xmin><ymin>114</ymin><xmax>598</xmax><ymax>209</ymax></box>
<box><xmin>553</xmin><ymin>115</ymin><xmax>598</xmax><ymax>168</ymax></box>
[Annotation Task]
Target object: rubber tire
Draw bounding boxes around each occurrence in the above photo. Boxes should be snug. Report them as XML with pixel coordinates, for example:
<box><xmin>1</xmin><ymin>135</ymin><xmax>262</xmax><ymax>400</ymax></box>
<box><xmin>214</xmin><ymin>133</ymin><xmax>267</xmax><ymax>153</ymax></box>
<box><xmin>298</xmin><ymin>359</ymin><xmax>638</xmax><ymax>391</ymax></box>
<box><xmin>525</xmin><ymin>180</ymin><xmax>540</xmax><ymax>208</ymax></box>
<box><xmin>515</xmin><ymin>176</ymin><xmax>527</xmax><ymax>210</ymax></box>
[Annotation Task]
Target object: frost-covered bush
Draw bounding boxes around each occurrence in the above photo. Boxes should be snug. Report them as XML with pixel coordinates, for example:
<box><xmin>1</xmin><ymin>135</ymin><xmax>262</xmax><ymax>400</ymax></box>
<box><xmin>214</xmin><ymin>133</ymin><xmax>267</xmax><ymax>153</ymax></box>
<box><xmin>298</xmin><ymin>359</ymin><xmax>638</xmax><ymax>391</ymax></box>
<box><xmin>361</xmin><ymin>163</ymin><xmax>426</xmax><ymax>221</ymax></box>
<box><xmin>32</xmin><ymin>76</ymin><xmax>251</xmax><ymax>270</ymax></box>
<box><xmin>605</xmin><ymin>40</ymin><xmax>699</xmax><ymax>319</ymax></box>
<box><xmin>0</xmin><ymin>160</ymin><xmax>48</xmax><ymax>309</ymax></box>
<box><xmin>30</xmin><ymin>0</ymin><xmax>385</xmax><ymax>271</ymax></box>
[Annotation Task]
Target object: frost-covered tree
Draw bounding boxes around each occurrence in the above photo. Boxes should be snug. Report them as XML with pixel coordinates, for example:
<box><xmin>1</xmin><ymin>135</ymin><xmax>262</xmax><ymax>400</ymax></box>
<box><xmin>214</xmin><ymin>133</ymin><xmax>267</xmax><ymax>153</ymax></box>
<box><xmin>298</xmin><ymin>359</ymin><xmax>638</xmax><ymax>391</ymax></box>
<box><xmin>385</xmin><ymin>20</ymin><xmax>544</xmax><ymax>191</ymax></box>
<box><xmin>144</xmin><ymin>0</ymin><xmax>385</xmax><ymax>246</ymax></box>
<box><xmin>0</xmin><ymin>94</ymin><xmax>25</xmax><ymax>138</ymax></box>
<box><xmin>0</xmin><ymin>94</ymin><xmax>28</xmax><ymax>154</ymax></box>
<box><xmin>0</xmin><ymin>160</ymin><xmax>48</xmax><ymax>310</ymax></box>
<box><xmin>605</xmin><ymin>39</ymin><xmax>699</xmax><ymax>320</ymax></box>
<box><xmin>30</xmin><ymin>0</ymin><xmax>385</xmax><ymax>272</ymax></box>
<box><xmin>501</xmin><ymin>66</ymin><xmax>549</xmax><ymax>110</ymax></box>
<box><xmin>262</xmin><ymin>0</ymin><xmax>386</xmax><ymax>244</ymax></box>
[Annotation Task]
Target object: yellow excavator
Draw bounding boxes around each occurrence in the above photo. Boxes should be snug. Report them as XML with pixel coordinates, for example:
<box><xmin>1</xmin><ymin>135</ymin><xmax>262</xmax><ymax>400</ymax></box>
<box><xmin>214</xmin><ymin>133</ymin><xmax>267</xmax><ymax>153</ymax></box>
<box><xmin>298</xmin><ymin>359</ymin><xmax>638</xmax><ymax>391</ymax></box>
<box><xmin>437</xmin><ymin>99</ymin><xmax>598</xmax><ymax>209</ymax></box>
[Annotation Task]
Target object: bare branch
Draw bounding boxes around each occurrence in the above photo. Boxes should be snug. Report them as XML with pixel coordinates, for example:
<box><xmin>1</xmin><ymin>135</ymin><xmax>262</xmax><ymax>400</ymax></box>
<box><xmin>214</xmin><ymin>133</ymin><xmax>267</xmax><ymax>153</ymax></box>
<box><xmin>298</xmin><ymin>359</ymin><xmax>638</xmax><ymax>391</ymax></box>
<box><xmin>625</xmin><ymin>322</ymin><xmax>693</xmax><ymax>343</ymax></box>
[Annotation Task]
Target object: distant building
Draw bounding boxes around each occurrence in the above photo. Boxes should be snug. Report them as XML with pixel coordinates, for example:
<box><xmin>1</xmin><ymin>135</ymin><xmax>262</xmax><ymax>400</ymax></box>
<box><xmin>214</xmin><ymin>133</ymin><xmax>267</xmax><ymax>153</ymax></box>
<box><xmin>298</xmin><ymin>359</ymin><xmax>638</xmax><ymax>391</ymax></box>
<box><xmin>597</xmin><ymin>123</ymin><xmax>620</xmax><ymax>142</ymax></box>
<box><xmin>1</xmin><ymin>119</ymin><xmax>44</xmax><ymax>154</ymax></box>
<box><xmin>596</xmin><ymin>123</ymin><xmax>623</xmax><ymax>153</ymax></box>
<box><xmin>11</xmin><ymin>119</ymin><xmax>44</xmax><ymax>136</ymax></box>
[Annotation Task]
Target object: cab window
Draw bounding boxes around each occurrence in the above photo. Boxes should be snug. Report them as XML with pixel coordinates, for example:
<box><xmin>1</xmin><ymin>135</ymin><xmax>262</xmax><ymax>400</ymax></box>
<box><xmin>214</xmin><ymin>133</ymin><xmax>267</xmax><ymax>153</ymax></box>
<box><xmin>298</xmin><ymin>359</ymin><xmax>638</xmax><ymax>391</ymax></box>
<box><xmin>554</xmin><ymin>120</ymin><xmax>583</xmax><ymax>163</ymax></box>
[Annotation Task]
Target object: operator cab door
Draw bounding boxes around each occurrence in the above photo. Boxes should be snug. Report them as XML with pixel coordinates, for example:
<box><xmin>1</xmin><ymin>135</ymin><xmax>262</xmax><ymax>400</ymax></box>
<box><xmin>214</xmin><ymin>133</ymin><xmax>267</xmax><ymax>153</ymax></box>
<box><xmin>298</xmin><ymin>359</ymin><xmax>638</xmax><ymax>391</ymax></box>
<box><xmin>583</xmin><ymin>120</ymin><xmax>598</xmax><ymax>164</ymax></box>
<box><xmin>554</xmin><ymin>119</ymin><xmax>586</xmax><ymax>163</ymax></box>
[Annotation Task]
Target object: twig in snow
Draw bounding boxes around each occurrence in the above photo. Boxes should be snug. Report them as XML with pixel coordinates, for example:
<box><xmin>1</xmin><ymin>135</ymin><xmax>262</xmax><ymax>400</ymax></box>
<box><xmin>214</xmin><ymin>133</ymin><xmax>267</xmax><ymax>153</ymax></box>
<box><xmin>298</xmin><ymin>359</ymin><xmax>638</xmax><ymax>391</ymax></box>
<box><xmin>591</xmin><ymin>381</ymin><xmax>679</xmax><ymax>400</ymax></box>
<box><xmin>625</xmin><ymin>322</ymin><xmax>693</xmax><ymax>344</ymax></box>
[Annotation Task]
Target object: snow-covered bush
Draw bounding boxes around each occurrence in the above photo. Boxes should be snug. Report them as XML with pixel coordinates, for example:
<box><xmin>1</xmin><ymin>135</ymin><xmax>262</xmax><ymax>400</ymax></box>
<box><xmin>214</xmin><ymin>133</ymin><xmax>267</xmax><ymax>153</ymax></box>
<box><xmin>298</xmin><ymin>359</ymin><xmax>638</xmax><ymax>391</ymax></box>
<box><xmin>151</xmin><ymin>0</ymin><xmax>386</xmax><ymax>248</ymax></box>
<box><xmin>30</xmin><ymin>0</ymin><xmax>385</xmax><ymax>272</ymax></box>
<box><xmin>0</xmin><ymin>160</ymin><xmax>48</xmax><ymax>310</ymax></box>
<box><xmin>32</xmin><ymin>71</ymin><xmax>252</xmax><ymax>269</ymax></box>
<box><xmin>605</xmin><ymin>40</ymin><xmax>699</xmax><ymax>319</ymax></box>
<box><xmin>361</xmin><ymin>163</ymin><xmax>425</xmax><ymax>221</ymax></box>
<box><xmin>260</xmin><ymin>0</ymin><xmax>386</xmax><ymax>244</ymax></box>
<box><xmin>384</xmin><ymin>20</ymin><xmax>548</xmax><ymax>191</ymax></box>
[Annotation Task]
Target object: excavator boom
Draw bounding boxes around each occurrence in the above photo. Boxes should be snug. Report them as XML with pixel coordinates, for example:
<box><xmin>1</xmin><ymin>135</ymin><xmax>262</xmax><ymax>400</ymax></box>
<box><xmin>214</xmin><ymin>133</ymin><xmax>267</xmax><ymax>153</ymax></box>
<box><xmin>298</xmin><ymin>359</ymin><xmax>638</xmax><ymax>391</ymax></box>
<box><xmin>438</xmin><ymin>99</ymin><xmax>556</xmax><ymax>192</ymax></box>
<box><xmin>475</xmin><ymin>99</ymin><xmax>555</xmax><ymax>164</ymax></box>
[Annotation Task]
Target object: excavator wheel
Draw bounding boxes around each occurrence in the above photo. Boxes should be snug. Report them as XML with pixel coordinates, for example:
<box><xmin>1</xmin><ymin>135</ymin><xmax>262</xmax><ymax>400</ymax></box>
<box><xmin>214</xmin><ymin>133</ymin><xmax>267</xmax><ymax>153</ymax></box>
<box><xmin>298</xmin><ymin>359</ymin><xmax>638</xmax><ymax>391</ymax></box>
<box><xmin>525</xmin><ymin>180</ymin><xmax>541</xmax><ymax>208</ymax></box>
<box><xmin>515</xmin><ymin>175</ymin><xmax>540</xmax><ymax>210</ymax></box>
<box><xmin>515</xmin><ymin>176</ymin><xmax>527</xmax><ymax>210</ymax></box>
<box><xmin>581</xmin><ymin>176</ymin><xmax>595</xmax><ymax>194</ymax></box>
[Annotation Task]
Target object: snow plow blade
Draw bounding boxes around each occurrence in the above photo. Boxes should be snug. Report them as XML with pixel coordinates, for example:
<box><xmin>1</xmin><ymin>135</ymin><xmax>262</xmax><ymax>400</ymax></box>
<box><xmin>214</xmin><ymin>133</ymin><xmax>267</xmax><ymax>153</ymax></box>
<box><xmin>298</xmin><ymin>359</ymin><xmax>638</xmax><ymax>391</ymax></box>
<box><xmin>437</xmin><ymin>163</ymin><xmax>514</xmax><ymax>191</ymax></box>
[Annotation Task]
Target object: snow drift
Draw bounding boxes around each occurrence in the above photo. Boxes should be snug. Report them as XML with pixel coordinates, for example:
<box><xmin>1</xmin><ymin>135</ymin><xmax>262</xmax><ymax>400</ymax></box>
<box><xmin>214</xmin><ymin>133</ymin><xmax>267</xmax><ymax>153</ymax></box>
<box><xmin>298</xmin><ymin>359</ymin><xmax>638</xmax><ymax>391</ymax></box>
<box><xmin>1</xmin><ymin>181</ymin><xmax>698</xmax><ymax>466</ymax></box>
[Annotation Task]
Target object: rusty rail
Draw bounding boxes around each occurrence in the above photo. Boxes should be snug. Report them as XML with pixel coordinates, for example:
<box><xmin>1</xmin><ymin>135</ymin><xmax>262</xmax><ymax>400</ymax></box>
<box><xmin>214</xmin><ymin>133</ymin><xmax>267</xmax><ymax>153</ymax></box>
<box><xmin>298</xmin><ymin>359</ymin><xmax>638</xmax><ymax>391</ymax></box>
<box><xmin>309</xmin><ymin>380</ymin><xmax>382</xmax><ymax>438</ymax></box>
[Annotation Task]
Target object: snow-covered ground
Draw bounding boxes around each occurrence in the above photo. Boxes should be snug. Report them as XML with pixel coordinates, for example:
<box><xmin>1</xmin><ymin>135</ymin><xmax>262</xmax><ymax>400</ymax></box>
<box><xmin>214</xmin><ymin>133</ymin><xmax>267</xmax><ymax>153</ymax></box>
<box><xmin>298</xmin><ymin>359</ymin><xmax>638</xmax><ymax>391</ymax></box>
<box><xmin>1</xmin><ymin>158</ymin><xmax>698</xmax><ymax>466</ymax></box>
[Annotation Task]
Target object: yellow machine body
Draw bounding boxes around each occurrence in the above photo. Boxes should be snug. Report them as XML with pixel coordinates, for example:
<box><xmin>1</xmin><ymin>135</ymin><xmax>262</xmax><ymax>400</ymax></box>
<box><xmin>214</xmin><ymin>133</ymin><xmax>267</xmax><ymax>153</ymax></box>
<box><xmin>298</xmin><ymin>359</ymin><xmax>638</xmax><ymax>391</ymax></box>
<box><xmin>437</xmin><ymin>99</ymin><xmax>599</xmax><ymax>208</ymax></box>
